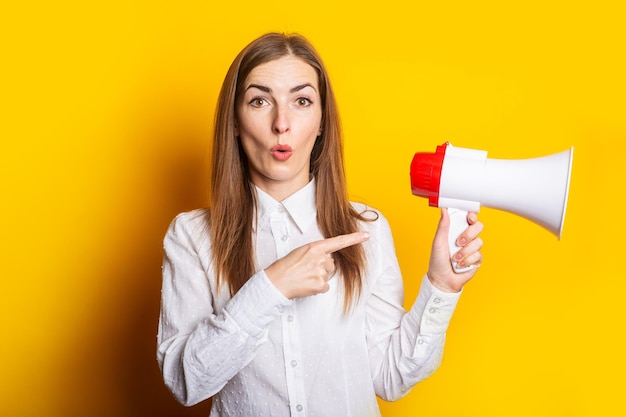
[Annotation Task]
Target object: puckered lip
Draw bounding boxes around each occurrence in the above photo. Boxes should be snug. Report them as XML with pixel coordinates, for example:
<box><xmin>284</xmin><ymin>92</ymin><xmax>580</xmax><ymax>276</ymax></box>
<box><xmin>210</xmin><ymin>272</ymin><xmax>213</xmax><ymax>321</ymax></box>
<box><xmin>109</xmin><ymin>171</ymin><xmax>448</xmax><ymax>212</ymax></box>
<box><xmin>271</xmin><ymin>144</ymin><xmax>293</xmax><ymax>153</ymax></box>
<box><xmin>270</xmin><ymin>144</ymin><xmax>293</xmax><ymax>161</ymax></box>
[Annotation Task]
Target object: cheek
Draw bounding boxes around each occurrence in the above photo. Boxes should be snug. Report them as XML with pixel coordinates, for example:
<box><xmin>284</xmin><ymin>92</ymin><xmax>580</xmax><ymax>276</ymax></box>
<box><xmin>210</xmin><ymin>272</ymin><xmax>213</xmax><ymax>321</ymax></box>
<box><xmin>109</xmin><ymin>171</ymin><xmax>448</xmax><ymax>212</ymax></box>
<box><xmin>306</xmin><ymin>111</ymin><xmax>323</xmax><ymax>137</ymax></box>
<box><xmin>238</xmin><ymin>136</ymin><xmax>262</xmax><ymax>161</ymax></box>
<box><xmin>234</xmin><ymin>107</ymin><xmax>256</xmax><ymax>137</ymax></box>
<box><xmin>236</xmin><ymin>116</ymin><xmax>263</xmax><ymax>146</ymax></box>
<box><xmin>238</xmin><ymin>109</ymin><xmax>271</xmax><ymax>137</ymax></box>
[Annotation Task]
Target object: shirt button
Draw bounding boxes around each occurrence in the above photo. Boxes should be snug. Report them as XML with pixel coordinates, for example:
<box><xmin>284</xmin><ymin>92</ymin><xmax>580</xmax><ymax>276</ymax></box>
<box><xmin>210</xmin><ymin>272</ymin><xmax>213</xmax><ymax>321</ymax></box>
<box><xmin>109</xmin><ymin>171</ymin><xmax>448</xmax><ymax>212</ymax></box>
<box><xmin>296</xmin><ymin>404</ymin><xmax>303</xmax><ymax>412</ymax></box>
<box><xmin>433</xmin><ymin>297</ymin><xmax>442</xmax><ymax>304</ymax></box>
<box><xmin>291</xmin><ymin>360</ymin><xmax>298</xmax><ymax>367</ymax></box>
<box><xmin>287</xmin><ymin>315</ymin><xmax>294</xmax><ymax>322</ymax></box>
<box><xmin>281</xmin><ymin>234</ymin><xmax>288</xmax><ymax>241</ymax></box>
<box><xmin>417</xmin><ymin>338</ymin><xmax>425</xmax><ymax>345</ymax></box>
<box><xmin>429</xmin><ymin>307</ymin><xmax>437</xmax><ymax>314</ymax></box>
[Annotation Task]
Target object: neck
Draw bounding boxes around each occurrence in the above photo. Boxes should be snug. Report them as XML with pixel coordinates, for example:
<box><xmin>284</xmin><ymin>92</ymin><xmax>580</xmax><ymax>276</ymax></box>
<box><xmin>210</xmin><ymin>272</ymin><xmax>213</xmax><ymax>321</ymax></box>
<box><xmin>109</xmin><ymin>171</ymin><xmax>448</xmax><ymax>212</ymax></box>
<box><xmin>251</xmin><ymin>176</ymin><xmax>311</xmax><ymax>202</ymax></box>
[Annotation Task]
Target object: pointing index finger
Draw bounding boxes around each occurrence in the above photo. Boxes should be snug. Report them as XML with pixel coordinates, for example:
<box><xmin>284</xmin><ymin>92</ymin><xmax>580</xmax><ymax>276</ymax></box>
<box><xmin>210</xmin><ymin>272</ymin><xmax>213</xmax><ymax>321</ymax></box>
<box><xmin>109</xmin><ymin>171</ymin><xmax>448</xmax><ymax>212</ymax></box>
<box><xmin>319</xmin><ymin>232</ymin><xmax>370</xmax><ymax>254</ymax></box>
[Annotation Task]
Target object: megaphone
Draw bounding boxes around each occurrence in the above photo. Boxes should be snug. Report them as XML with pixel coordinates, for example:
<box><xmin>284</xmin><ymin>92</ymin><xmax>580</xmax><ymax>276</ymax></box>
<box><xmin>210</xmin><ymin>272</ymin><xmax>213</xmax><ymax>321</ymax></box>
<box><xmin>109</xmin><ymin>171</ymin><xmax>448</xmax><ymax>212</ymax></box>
<box><xmin>410</xmin><ymin>142</ymin><xmax>573</xmax><ymax>272</ymax></box>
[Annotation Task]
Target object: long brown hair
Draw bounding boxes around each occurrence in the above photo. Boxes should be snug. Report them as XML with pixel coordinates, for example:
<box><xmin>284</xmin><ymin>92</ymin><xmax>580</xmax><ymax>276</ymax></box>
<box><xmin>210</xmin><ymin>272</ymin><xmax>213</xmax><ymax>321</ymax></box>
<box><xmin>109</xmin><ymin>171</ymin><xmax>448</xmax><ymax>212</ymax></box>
<box><xmin>209</xmin><ymin>32</ymin><xmax>372</xmax><ymax>311</ymax></box>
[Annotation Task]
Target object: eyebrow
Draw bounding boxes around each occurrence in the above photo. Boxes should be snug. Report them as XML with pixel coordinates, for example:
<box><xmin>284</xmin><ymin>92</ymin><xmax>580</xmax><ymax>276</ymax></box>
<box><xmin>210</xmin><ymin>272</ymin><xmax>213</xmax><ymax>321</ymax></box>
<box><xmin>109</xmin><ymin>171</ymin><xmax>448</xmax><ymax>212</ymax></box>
<box><xmin>245</xmin><ymin>83</ymin><xmax>317</xmax><ymax>93</ymax></box>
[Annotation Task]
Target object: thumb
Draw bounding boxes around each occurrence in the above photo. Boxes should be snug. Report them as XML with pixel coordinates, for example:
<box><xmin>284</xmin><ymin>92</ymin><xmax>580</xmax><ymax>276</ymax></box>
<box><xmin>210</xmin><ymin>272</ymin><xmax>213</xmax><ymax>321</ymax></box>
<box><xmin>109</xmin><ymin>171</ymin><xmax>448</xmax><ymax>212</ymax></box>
<box><xmin>428</xmin><ymin>207</ymin><xmax>455</xmax><ymax>281</ymax></box>
<box><xmin>433</xmin><ymin>208</ymin><xmax>450</xmax><ymax>251</ymax></box>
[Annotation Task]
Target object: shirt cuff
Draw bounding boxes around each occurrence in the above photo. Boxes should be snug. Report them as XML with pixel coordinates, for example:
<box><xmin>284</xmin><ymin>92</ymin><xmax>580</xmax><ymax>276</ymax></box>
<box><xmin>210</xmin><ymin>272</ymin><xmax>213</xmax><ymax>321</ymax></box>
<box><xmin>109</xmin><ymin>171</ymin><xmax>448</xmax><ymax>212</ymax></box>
<box><xmin>409</xmin><ymin>275</ymin><xmax>462</xmax><ymax>334</ymax></box>
<box><xmin>224</xmin><ymin>270</ymin><xmax>292</xmax><ymax>340</ymax></box>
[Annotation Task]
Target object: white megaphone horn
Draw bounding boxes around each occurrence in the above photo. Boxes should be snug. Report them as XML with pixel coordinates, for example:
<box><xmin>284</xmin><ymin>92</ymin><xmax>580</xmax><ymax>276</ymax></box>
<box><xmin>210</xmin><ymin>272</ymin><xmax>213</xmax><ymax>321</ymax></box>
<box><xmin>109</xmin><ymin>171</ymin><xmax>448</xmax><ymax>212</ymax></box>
<box><xmin>410</xmin><ymin>142</ymin><xmax>574</xmax><ymax>272</ymax></box>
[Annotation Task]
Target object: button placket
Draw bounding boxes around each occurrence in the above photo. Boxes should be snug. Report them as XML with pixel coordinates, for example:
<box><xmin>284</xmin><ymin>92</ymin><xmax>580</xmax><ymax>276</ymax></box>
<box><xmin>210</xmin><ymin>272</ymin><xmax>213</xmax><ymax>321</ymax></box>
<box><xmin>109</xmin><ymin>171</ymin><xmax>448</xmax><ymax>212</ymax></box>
<box><xmin>270</xmin><ymin>206</ymin><xmax>307</xmax><ymax>415</ymax></box>
<box><xmin>282</xmin><ymin>305</ymin><xmax>307</xmax><ymax>416</ymax></box>
<box><xmin>269</xmin><ymin>206</ymin><xmax>290</xmax><ymax>258</ymax></box>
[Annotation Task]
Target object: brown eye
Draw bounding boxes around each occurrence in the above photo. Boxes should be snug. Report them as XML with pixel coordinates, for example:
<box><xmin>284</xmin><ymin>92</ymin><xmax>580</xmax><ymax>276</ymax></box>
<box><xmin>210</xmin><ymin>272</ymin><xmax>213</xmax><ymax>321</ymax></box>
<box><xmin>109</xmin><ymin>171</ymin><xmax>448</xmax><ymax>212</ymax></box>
<box><xmin>296</xmin><ymin>97</ymin><xmax>312</xmax><ymax>106</ymax></box>
<box><xmin>250</xmin><ymin>98</ymin><xmax>267</xmax><ymax>107</ymax></box>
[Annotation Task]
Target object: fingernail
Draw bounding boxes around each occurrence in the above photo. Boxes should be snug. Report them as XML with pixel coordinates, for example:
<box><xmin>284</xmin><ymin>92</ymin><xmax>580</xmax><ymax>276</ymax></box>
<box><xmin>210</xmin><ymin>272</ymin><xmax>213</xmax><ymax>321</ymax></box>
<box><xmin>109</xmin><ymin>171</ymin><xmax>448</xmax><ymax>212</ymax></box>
<box><xmin>362</xmin><ymin>232</ymin><xmax>370</xmax><ymax>240</ymax></box>
<box><xmin>469</xmin><ymin>213</ymin><xmax>477</xmax><ymax>223</ymax></box>
<box><xmin>454</xmin><ymin>252</ymin><xmax>463</xmax><ymax>260</ymax></box>
<box><xmin>457</xmin><ymin>237</ymin><xmax>467</xmax><ymax>246</ymax></box>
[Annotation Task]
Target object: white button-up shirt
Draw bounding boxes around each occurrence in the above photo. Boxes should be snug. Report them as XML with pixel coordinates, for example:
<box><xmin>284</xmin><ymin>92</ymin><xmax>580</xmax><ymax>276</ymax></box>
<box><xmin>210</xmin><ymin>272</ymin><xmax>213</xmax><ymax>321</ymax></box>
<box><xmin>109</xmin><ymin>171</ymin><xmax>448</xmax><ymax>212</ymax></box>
<box><xmin>157</xmin><ymin>179</ymin><xmax>461</xmax><ymax>417</ymax></box>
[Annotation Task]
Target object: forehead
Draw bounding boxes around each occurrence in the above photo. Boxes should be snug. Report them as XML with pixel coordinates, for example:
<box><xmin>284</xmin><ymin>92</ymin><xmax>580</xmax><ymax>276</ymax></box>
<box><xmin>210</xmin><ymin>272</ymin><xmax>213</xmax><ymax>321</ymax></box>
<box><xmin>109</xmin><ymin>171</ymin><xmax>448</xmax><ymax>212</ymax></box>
<box><xmin>245</xmin><ymin>56</ymin><xmax>319</xmax><ymax>90</ymax></box>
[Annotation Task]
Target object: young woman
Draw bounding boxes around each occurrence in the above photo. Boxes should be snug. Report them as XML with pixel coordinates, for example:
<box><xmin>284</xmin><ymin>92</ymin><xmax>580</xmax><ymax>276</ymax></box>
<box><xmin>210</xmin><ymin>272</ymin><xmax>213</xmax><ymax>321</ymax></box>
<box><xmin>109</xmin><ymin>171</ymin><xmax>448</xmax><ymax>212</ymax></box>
<box><xmin>157</xmin><ymin>32</ymin><xmax>483</xmax><ymax>417</ymax></box>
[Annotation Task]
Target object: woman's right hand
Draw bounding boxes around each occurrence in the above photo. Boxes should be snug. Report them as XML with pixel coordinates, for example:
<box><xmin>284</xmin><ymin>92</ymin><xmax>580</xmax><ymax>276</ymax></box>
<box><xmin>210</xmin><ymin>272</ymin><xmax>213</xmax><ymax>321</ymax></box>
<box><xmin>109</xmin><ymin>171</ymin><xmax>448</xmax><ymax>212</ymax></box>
<box><xmin>264</xmin><ymin>232</ymin><xmax>370</xmax><ymax>299</ymax></box>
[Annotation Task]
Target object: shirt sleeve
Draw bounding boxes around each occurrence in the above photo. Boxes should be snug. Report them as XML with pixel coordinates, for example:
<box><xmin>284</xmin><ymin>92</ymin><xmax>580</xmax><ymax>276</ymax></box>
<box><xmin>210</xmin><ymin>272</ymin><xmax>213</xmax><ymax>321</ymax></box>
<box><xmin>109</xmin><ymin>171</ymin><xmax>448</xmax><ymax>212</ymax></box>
<box><xmin>363</xmin><ymin>211</ymin><xmax>461</xmax><ymax>401</ymax></box>
<box><xmin>156</xmin><ymin>212</ymin><xmax>291</xmax><ymax>406</ymax></box>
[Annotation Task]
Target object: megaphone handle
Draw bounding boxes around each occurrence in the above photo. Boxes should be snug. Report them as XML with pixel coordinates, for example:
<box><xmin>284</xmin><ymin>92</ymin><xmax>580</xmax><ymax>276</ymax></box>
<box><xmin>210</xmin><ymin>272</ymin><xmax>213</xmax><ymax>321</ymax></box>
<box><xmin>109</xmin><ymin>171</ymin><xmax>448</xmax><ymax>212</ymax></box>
<box><xmin>447</xmin><ymin>208</ymin><xmax>474</xmax><ymax>273</ymax></box>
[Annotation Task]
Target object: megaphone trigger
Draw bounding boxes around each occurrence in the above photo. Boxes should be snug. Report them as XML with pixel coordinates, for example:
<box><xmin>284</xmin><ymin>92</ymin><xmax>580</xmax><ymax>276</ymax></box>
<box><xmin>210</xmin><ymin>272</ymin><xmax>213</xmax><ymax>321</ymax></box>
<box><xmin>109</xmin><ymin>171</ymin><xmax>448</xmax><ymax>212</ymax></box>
<box><xmin>447</xmin><ymin>208</ymin><xmax>474</xmax><ymax>273</ymax></box>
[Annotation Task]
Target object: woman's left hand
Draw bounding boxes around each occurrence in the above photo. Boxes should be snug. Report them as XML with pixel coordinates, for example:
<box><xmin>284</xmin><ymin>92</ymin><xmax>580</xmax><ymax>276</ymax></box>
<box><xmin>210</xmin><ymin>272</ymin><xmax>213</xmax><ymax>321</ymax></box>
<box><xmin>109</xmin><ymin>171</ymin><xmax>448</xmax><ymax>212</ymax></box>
<box><xmin>427</xmin><ymin>208</ymin><xmax>484</xmax><ymax>293</ymax></box>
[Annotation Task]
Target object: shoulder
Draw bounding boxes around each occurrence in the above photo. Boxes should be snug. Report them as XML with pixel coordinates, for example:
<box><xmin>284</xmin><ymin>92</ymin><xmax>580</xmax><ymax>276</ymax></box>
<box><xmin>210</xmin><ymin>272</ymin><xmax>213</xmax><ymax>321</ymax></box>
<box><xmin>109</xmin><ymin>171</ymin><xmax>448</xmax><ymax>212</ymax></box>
<box><xmin>165</xmin><ymin>208</ymin><xmax>210</xmax><ymax>244</ymax></box>
<box><xmin>350</xmin><ymin>203</ymin><xmax>400</xmax><ymax>287</ymax></box>
<box><xmin>169</xmin><ymin>207</ymin><xmax>209</xmax><ymax>227</ymax></box>
<box><xmin>350</xmin><ymin>202</ymin><xmax>393</xmax><ymax>235</ymax></box>
<box><xmin>350</xmin><ymin>202</ymin><xmax>388</xmax><ymax>223</ymax></box>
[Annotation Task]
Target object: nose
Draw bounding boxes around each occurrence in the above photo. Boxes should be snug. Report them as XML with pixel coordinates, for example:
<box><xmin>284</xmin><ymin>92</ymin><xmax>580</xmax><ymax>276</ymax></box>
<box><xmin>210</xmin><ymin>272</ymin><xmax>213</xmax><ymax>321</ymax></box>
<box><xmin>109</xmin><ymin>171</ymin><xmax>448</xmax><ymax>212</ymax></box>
<box><xmin>272</xmin><ymin>105</ymin><xmax>290</xmax><ymax>135</ymax></box>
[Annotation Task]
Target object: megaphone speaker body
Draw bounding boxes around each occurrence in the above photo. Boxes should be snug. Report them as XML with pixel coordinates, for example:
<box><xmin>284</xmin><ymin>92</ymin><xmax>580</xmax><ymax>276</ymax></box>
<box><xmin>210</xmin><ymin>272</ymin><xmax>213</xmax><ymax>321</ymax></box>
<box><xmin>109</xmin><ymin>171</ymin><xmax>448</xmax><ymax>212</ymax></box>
<box><xmin>410</xmin><ymin>142</ymin><xmax>574</xmax><ymax>272</ymax></box>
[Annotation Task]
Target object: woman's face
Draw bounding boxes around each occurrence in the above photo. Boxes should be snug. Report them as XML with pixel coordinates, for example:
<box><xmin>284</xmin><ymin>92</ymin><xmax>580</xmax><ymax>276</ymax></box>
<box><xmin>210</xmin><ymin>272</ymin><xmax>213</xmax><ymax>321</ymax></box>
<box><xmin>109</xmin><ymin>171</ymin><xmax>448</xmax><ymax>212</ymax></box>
<box><xmin>236</xmin><ymin>55</ymin><xmax>322</xmax><ymax>200</ymax></box>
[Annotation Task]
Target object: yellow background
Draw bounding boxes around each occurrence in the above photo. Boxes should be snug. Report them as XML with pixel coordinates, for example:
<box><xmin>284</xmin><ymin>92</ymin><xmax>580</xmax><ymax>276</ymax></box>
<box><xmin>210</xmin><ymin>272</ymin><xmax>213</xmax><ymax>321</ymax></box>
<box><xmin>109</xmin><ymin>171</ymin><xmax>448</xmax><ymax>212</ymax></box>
<box><xmin>2</xmin><ymin>1</ymin><xmax>625</xmax><ymax>416</ymax></box>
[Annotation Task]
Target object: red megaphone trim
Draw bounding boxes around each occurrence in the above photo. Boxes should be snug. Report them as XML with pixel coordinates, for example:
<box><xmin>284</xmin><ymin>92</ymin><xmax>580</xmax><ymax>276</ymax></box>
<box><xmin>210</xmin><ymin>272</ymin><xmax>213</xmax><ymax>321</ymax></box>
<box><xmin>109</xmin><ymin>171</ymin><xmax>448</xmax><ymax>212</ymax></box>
<box><xmin>410</xmin><ymin>142</ymin><xmax>449</xmax><ymax>207</ymax></box>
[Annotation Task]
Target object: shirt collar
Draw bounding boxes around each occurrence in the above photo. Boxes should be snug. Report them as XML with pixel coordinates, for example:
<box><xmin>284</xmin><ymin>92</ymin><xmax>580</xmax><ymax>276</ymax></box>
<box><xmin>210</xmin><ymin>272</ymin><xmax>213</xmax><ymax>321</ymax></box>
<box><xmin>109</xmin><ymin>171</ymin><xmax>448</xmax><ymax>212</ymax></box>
<box><xmin>254</xmin><ymin>179</ymin><xmax>317</xmax><ymax>234</ymax></box>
